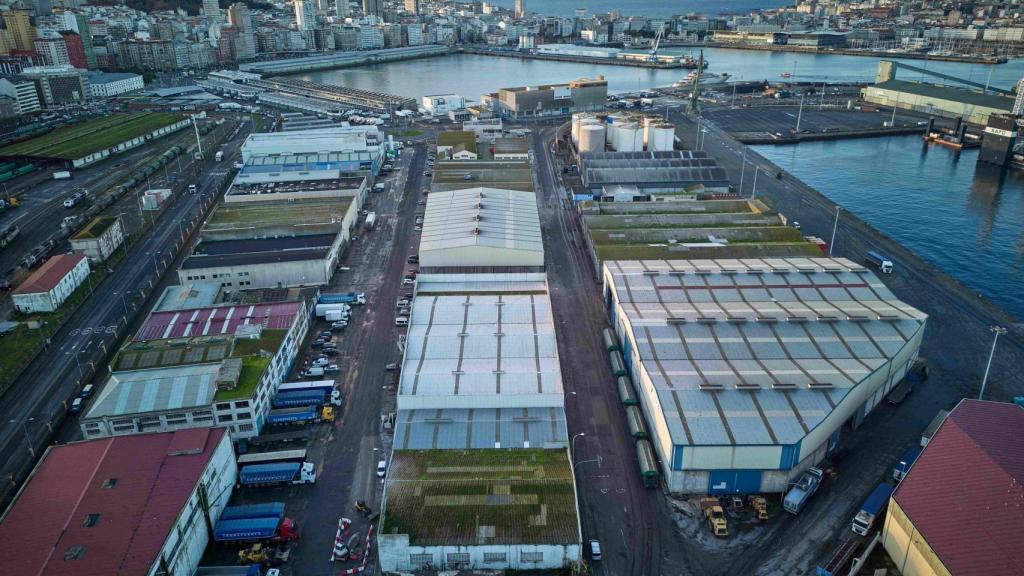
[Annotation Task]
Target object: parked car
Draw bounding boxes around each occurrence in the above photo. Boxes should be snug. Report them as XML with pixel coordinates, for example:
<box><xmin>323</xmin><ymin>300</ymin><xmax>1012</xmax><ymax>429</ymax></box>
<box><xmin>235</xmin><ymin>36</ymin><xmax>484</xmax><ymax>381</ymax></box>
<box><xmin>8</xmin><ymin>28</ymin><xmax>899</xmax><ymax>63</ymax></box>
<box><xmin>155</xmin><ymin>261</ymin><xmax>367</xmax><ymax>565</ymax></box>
<box><xmin>589</xmin><ymin>539</ymin><xmax>602</xmax><ymax>561</ymax></box>
<box><xmin>323</xmin><ymin>364</ymin><xmax>340</xmax><ymax>373</ymax></box>
<box><xmin>70</xmin><ymin>397</ymin><xmax>84</xmax><ymax>414</ymax></box>
<box><xmin>402</xmin><ymin>278</ymin><xmax>416</xmax><ymax>286</ymax></box>
<box><xmin>407</xmin><ymin>255</ymin><xmax>419</xmax><ymax>264</ymax></box>
<box><xmin>377</xmin><ymin>460</ymin><xmax>387</xmax><ymax>478</ymax></box>
<box><xmin>321</xmin><ymin>348</ymin><xmax>338</xmax><ymax>356</ymax></box>
<box><xmin>331</xmin><ymin>321</ymin><xmax>348</xmax><ymax>331</ymax></box>
<box><xmin>385</xmin><ymin>363</ymin><xmax>398</xmax><ymax>371</ymax></box>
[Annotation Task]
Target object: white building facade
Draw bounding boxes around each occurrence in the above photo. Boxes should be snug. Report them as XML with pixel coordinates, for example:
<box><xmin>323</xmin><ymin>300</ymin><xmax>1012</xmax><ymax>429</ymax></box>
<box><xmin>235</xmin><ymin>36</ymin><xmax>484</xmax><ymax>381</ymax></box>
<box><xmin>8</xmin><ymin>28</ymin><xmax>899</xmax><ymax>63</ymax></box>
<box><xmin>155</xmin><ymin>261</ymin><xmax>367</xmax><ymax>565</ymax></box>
<box><xmin>12</xmin><ymin>253</ymin><xmax>90</xmax><ymax>313</ymax></box>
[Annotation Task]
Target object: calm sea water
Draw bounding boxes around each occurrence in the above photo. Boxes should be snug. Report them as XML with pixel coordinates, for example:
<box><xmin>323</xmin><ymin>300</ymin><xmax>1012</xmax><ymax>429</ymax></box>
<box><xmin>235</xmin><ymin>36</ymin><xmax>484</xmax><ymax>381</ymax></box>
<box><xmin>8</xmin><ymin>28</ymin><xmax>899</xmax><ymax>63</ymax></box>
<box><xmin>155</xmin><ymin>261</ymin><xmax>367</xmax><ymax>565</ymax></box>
<box><xmin>484</xmin><ymin>0</ymin><xmax>790</xmax><ymax>18</ymax></box>
<box><xmin>297</xmin><ymin>51</ymin><xmax>1024</xmax><ymax>319</ymax></box>
<box><xmin>754</xmin><ymin>138</ymin><xmax>1024</xmax><ymax>319</ymax></box>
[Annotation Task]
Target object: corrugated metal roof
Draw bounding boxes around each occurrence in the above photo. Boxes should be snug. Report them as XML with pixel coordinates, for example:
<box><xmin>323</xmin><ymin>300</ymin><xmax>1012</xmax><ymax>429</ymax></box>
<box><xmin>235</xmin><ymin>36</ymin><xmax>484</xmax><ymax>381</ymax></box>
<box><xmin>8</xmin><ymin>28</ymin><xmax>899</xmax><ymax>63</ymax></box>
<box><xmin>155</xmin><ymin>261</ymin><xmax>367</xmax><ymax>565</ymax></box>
<box><xmin>871</xmin><ymin>79</ymin><xmax>1013</xmax><ymax>110</ymax></box>
<box><xmin>0</xmin><ymin>429</ymin><xmax>227</xmax><ymax>576</ymax></box>
<box><xmin>419</xmin><ymin>187</ymin><xmax>544</xmax><ymax>266</ymax></box>
<box><xmin>398</xmin><ymin>292</ymin><xmax>563</xmax><ymax>406</ymax></box>
<box><xmin>135</xmin><ymin>301</ymin><xmax>302</xmax><ymax>341</ymax></box>
<box><xmin>394</xmin><ymin>407</ymin><xmax>568</xmax><ymax>449</ymax></box>
<box><xmin>83</xmin><ymin>363</ymin><xmax>220</xmax><ymax>419</ymax></box>
<box><xmin>12</xmin><ymin>252</ymin><xmax>87</xmax><ymax>295</ymax></box>
<box><xmin>891</xmin><ymin>400</ymin><xmax>1024</xmax><ymax>576</ymax></box>
<box><xmin>607</xmin><ymin>257</ymin><xmax>926</xmax><ymax>447</ymax></box>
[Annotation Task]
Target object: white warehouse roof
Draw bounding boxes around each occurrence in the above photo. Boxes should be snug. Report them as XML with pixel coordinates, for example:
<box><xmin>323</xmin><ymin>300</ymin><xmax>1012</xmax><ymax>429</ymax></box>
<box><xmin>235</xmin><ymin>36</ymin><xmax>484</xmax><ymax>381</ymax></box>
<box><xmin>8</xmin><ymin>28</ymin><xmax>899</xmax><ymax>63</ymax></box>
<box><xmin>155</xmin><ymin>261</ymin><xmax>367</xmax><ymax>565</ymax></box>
<box><xmin>419</xmin><ymin>187</ymin><xmax>544</xmax><ymax>269</ymax></box>
<box><xmin>605</xmin><ymin>257</ymin><xmax>927</xmax><ymax>448</ymax></box>
<box><xmin>241</xmin><ymin>126</ymin><xmax>381</xmax><ymax>160</ymax></box>
<box><xmin>398</xmin><ymin>288</ymin><xmax>563</xmax><ymax>411</ymax></box>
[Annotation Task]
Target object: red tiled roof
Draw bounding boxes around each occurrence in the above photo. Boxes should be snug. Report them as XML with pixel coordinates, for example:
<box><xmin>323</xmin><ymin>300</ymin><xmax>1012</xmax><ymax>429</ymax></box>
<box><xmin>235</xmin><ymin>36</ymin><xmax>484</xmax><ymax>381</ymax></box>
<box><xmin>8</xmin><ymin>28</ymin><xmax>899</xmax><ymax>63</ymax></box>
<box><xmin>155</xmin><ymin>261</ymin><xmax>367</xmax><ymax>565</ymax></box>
<box><xmin>133</xmin><ymin>301</ymin><xmax>303</xmax><ymax>341</ymax></box>
<box><xmin>12</xmin><ymin>252</ymin><xmax>88</xmax><ymax>295</ymax></box>
<box><xmin>891</xmin><ymin>399</ymin><xmax>1024</xmax><ymax>576</ymax></box>
<box><xmin>0</xmin><ymin>428</ymin><xmax>228</xmax><ymax>576</ymax></box>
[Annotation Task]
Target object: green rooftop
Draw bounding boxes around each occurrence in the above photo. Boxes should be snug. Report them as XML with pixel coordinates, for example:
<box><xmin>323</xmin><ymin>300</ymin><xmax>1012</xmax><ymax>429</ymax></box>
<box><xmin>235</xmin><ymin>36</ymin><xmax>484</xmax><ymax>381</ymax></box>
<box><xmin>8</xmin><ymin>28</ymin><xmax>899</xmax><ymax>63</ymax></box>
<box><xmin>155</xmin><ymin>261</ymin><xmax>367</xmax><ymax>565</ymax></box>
<box><xmin>205</xmin><ymin>197</ymin><xmax>352</xmax><ymax>230</ymax></box>
<box><xmin>381</xmin><ymin>449</ymin><xmax>580</xmax><ymax>546</ymax></box>
<box><xmin>433</xmin><ymin>160</ymin><xmax>534</xmax><ymax>192</ymax></box>
<box><xmin>71</xmin><ymin>216</ymin><xmax>118</xmax><ymax>240</ymax></box>
<box><xmin>216</xmin><ymin>355</ymin><xmax>271</xmax><ymax>401</ymax></box>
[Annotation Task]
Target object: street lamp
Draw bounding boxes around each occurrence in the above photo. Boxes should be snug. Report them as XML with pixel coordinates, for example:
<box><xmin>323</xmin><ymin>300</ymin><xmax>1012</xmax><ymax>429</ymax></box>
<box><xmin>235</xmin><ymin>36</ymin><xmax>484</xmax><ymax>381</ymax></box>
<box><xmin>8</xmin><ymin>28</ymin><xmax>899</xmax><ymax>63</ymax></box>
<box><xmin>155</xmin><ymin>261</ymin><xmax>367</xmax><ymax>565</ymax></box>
<box><xmin>10</xmin><ymin>417</ymin><xmax>35</xmax><ymax>458</ymax></box>
<box><xmin>571</xmin><ymin>432</ymin><xmax>585</xmax><ymax>458</ymax></box>
<box><xmin>738</xmin><ymin>149</ymin><xmax>747</xmax><ymax>194</ymax></box>
<box><xmin>978</xmin><ymin>326</ymin><xmax>1007</xmax><ymax>400</ymax></box>
<box><xmin>112</xmin><ymin>291</ymin><xmax>130</xmax><ymax>315</ymax></box>
<box><xmin>828</xmin><ymin>206</ymin><xmax>841</xmax><ymax>256</ymax></box>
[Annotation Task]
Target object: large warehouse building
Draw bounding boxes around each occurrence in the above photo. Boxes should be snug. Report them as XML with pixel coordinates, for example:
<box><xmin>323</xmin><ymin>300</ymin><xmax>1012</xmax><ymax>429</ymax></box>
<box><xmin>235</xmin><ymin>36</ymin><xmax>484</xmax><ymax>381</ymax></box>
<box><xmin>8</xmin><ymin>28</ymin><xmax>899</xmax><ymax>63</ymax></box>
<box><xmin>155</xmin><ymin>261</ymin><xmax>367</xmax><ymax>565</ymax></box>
<box><xmin>603</xmin><ymin>257</ymin><xmax>927</xmax><ymax>494</ymax></box>
<box><xmin>380</xmin><ymin>175</ymin><xmax>580</xmax><ymax>572</ymax></box>
<box><xmin>419</xmin><ymin>187</ymin><xmax>544</xmax><ymax>270</ymax></box>
<box><xmin>0</xmin><ymin>428</ymin><xmax>236</xmax><ymax>576</ymax></box>
<box><xmin>882</xmin><ymin>399</ymin><xmax>1024</xmax><ymax>576</ymax></box>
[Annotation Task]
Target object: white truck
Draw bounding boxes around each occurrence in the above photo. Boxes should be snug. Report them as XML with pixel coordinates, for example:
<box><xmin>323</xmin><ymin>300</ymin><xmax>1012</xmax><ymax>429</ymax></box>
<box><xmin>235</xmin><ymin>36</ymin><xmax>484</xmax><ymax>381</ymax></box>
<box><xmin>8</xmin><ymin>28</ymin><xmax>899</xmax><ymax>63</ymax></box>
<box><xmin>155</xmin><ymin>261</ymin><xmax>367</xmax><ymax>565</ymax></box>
<box><xmin>215</xmin><ymin>151</ymin><xmax>224</xmax><ymax>162</ymax></box>
<box><xmin>52</xmin><ymin>170</ymin><xmax>72</xmax><ymax>180</ymax></box>
<box><xmin>365</xmin><ymin>212</ymin><xmax>376</xmax><ymax>230</ymax></box>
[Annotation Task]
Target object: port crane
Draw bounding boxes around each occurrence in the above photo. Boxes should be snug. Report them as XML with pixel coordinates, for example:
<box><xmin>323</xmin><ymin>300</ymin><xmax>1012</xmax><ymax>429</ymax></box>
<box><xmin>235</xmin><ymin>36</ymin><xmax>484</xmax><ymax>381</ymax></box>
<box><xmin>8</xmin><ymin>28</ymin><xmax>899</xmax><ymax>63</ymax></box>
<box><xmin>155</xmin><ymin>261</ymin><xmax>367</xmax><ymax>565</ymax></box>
<box><xmin>649</xmin><ymin>29</ymin><xmax>663</xmax><ymax>62</ymax></box>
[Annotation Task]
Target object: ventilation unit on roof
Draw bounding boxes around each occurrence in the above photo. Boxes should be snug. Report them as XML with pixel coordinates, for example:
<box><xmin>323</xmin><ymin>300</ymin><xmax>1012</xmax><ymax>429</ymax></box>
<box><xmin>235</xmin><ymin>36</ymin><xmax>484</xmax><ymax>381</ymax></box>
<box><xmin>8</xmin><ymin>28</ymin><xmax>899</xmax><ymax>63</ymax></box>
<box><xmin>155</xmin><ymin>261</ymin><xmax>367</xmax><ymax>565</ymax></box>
<box><xmin>472</xmin><ymin>227</ymin><xmax>480</xmax><ymax>235</ymax></box>
<box><xmin>746</xmin><ymin>268</ymin><xmax>767</xmax><ymax>274</ymax></box>
<box><xmin>735</xmin><ymin>382</ymin><xmax>761</xmax><ymax>390</ymax></box>
<box><xmin>756</xmin><ymin>316</ymin><xmax>779</xmax><ymax>323</ymax></box>
<box><xmin>817</xmin><ymin>315</ymin><xmax>839</xmax><ymax>322</ymax></box>
<box><xmin>808</xmin><ymin>382</ymin><xmax>834</xmax><ymax>389</ymax></box>
<box><xmin>787</xmin><ymin>315</ymin><xmax>809</xmax><ymax>323</ymax></box>
<box><xmin>878</xmin><ymin>314</ymin><xmax>901</xmax><ymax>322</ymax></box>
<box><xmin>772</xmin><ymin>382</ymin><xmax>798</xmax><ymax>390</ymax></box>
<box><xmin>698</xmin><ymin>382</ymin><xmax>725</xmax><ymax>391</ymax></box>
<box><xmin>643</xmin><ymin>270</ymin><xmax>660</xmax><ymax>275</ymax></box>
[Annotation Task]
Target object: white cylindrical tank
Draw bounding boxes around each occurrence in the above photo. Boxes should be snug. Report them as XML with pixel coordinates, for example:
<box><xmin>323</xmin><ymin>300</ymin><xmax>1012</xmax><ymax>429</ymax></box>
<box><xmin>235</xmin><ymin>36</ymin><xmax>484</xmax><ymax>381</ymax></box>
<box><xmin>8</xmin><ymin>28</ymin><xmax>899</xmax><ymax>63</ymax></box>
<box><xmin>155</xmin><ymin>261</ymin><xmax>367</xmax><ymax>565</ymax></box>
<box><xmin>642</xmin><ymin>116</ymin><xmax>658</xmax><ymax>148</ymax></box>
<box><xmin>575</xmin><ymin>116</ymin><xmax>599</xmax><ymax>146</ymax></box>
<box><xmin>578</xmin><ymin>124</ymin><xmax>606</xmax><ymax>153</ymax></box>
<box><xmin>617</xmin><ymin>123</ymin><xmax>642</xmax><ymax>152</ymax></box>
<box><xmin>649</xmin><ymin>124</ymin><xmax>675</xmax><ymax>152</ymax></box>
<box><xmin>606</xmin><ymin>122</ymin><xmax>620</xmax><ymax>150</ymax></box>
<box><xmin>571</xmin><ymin>113</ymin><xmax>594</xmax><ymax>144</ymax></box>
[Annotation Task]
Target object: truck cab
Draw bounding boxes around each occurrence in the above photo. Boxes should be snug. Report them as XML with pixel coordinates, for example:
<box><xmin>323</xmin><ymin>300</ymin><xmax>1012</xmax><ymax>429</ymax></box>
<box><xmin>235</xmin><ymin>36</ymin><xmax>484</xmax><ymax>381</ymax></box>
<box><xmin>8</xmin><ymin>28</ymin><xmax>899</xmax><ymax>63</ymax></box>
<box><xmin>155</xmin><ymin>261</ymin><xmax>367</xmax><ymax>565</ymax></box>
<box><xmin>866</xmin><ymin>250</ymin><xmax>894</xmax><ymax>274</ymax></box>
<box><xmin>852</xmin><ymin>483</ymin><xmax>895</xmax><ymax>535</ymax></box>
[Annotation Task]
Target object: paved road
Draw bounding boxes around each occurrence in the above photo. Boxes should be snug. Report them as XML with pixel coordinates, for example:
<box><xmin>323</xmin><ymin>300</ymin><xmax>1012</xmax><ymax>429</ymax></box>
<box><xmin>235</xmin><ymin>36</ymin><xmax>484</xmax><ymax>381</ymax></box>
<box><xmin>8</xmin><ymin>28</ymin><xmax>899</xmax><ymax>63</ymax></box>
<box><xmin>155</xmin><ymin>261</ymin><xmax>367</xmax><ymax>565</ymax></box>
<box><xmin>0</xmin><ymin>120</ymin><xmax>249</xmax><ymax>504</ymax></box>
<box><xmin>532</xmin><ymin>128</ymin><xmax>709</xmax><ymax>576</ymax></box>
<box><xmin>205</xmin><ymin>143</ymin><xmax>426</xmax><ymax>574</ymax></box>
<box><xmin>664</xmin><ymin>109</ymin><xmax>1024</xmax><ymax>575</ymax></box>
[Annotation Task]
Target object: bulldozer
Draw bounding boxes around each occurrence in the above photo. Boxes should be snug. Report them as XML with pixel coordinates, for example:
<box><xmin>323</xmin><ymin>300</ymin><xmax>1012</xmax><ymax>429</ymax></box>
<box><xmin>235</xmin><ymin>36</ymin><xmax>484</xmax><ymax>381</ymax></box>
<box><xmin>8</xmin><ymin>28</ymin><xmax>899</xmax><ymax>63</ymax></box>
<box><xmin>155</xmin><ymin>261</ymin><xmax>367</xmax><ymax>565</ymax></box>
<box><xmin>321</xmin><ymin>405</ymin><xmax>336</xmax><ymax>422</ymax></box>
<box><xmin>699</xmin><ymin>497</ymin><xmax>728</xmax><ymax>537</ymax></box>
<box><xmin>238</xmin><ymin>543</ymin><xmax>291</xmax><ymax>566</ymax></box>
<box><xmin>749</xmin><ymin>495</ymin><xmax>769</xmax><ymax>521</ymax></box>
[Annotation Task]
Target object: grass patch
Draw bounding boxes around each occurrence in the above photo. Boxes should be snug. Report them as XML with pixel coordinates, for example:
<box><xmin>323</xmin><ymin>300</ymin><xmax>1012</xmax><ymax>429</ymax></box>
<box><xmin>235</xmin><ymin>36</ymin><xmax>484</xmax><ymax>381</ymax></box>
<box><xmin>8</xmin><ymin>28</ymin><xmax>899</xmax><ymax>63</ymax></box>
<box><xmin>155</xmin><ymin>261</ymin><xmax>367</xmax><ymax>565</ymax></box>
<box><xmin>231</xmin><ymin>329</ymin><xmax>286</xmax><ymax>358</ymax></box>
<box><xmin>0</xmin><ymin>113</ymin><xmax>184</xmax><ymax>160</ymax></box>
<box><xmin>399</xmin><ymin>129</ymin><xmax>423</xmax><ymax>137</ymax></box>
<box><xmin>216</xmin><ymin>355</ymin><xmax>270</xmax><ymax>401</ymax></box>
<box><xmin>0</xmin><ymin>325</ymin><xmax>45</xmax><ymax>391</ymax></box>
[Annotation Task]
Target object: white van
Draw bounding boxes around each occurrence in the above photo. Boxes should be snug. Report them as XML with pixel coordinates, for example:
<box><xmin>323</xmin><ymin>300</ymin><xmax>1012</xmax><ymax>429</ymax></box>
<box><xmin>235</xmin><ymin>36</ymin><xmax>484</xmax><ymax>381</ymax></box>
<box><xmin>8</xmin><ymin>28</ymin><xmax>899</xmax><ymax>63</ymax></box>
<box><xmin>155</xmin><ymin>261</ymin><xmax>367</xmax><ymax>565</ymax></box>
<box><xmin>394</xmin><ymin>317</ymin><xmax>409</xmax><ymax>327</ymax></box>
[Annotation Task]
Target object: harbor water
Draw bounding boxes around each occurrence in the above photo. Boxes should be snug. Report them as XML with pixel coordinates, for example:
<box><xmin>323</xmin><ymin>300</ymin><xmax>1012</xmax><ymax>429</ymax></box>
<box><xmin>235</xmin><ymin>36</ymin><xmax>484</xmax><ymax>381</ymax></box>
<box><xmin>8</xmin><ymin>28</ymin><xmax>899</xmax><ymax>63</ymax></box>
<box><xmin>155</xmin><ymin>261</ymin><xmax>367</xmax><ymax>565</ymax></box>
<box><xmin>297</xmin><ymin>51</ymin><xmax>1024</xmax><ymax>319</ymax></box>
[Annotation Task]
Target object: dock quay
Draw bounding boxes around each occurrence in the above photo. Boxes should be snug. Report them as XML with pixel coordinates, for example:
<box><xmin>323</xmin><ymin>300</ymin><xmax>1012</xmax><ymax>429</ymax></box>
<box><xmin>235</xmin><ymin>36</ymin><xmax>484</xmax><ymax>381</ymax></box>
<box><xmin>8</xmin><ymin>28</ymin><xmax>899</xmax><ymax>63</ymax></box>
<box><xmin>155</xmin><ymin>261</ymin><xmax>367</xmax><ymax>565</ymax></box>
<box><xmin>702</xmin><ymin>43</ymin><xmax>1006</xmax><ymax>64</ymax></box>
<box><xmin>461</xmin><ymin>47</ymin><xmax>697</xmax><ymax>69</ymax></box>
<box><xmin>699</xmin><ymin>106</ymin><xmax>927</xmax><ymax>145</ymax></box>
<box><xmin>239</xmin><ymin>45</ymin><xmax>451</xmax><ymax>76</ymax></box>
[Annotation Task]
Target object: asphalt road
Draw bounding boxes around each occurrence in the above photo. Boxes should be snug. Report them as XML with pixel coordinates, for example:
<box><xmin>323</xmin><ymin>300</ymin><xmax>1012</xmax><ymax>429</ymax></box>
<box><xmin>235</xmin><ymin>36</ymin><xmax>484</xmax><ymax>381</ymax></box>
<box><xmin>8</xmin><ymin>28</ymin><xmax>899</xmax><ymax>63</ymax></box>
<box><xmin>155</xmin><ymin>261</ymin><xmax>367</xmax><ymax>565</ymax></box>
<box><xmin>532</xmin><ymin>128</ymin><xmax>710</xmax><ymax>576</ymax></box>
<box><xmin>204</xmin><ymin>142</ymin><xmax>426</xmax><ymax>575</ymax></box>
<box><xmin>663</xmin><ymin>108</ymin><xmax>1024</xmax><ymax>575</ymax></box>
<box><xmin>0</xmin><ymin>120</ymin><xmax>249</xmax><ymax>504</ymax></box>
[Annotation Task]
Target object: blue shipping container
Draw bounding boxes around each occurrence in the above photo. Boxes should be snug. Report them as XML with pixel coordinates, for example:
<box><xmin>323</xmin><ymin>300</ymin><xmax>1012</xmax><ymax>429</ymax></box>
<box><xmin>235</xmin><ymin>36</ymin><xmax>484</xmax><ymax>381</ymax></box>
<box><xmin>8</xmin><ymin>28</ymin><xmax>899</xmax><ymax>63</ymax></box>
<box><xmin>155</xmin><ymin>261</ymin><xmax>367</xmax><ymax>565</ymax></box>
<box><xmin>272</xmin><ymin>390</ymin><xmax>326</xmax><ymax>408</ymax></box>
<box><xmin>267</xmin><ymin>406</ymin><xmax>316</xmax><ymax>424</ymax></box>
<box><xmin>220</xmin><ymin>502</ymin><xmax>285</xmax><ymax>521</ymax></box>
<box><xmin>214</xmin><ymin>517</ymin><xmax>280</xmax><ymax>541</ymax></box>
<box><xmin>240</xmin><ymin>462</ymin><xmax>300</xmax><ymax>484</ymax></box>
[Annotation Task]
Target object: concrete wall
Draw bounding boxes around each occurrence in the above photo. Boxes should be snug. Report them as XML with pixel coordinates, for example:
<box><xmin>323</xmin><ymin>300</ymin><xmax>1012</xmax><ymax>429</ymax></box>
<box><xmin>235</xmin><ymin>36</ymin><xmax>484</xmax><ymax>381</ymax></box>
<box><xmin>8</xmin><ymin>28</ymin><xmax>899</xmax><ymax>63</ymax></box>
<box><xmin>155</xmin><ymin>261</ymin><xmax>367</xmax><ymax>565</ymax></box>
<box><xmin>180</xmin><ymin>257</ymin><xmax>331</xmax><ymax>290</ymax></box>
<box><xmin>882</xmin><ymin>500</ymin><xmax>951</xmax><ymax>576</ymax></box>
<box><xmin>377</xmin><ymin>534</ymin><xmax>581</xmax><ymax>572</ymax></box>
<box><xmin>862</xmin><ymin>85</ymin><xmax>1009</xmax><ymax>125</ymax></box>
<box><xmin>147</xmin><ymin>430</ymin><xmax>237</xmax><ymax>576</ymax></box>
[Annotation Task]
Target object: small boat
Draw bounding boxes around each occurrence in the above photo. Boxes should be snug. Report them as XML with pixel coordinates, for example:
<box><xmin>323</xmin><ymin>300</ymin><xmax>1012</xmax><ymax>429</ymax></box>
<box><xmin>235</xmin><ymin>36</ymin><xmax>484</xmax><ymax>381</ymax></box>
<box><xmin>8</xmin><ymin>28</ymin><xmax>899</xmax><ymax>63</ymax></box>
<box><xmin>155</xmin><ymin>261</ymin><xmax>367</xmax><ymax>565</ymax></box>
<box><xmin>780</xmin><ymin>72</ymin><xmax>792</xmax><ymax>78</ymax></box>
<box><xmin>673</xmin><ymin>72</ymin><xmax>731</xmax><ymax>88</ymax></box>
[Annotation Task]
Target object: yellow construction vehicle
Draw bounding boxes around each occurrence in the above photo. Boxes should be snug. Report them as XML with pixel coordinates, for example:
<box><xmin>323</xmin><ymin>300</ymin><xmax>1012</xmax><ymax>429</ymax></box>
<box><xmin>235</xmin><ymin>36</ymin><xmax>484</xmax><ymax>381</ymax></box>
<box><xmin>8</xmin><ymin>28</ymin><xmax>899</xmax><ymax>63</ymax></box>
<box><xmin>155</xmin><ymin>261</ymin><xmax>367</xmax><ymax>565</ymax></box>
<box><xmin>749</xmin><ymin>495</ymin><xmax>769</xmax><ymax>521</ymax></box>
<box><xmin>321</xmin><ymin>405</ymin><xmax>335</xmax><ymax>422</ymax></box>
<box><xmin>700</xmin><ymin>497</ymin><xmax>728</xmax><ymax>537</ymax></box>
<box><xmin>238</xmin><ymin>543</ymin><xmax>271</xmax><ymax>564</ymax></box>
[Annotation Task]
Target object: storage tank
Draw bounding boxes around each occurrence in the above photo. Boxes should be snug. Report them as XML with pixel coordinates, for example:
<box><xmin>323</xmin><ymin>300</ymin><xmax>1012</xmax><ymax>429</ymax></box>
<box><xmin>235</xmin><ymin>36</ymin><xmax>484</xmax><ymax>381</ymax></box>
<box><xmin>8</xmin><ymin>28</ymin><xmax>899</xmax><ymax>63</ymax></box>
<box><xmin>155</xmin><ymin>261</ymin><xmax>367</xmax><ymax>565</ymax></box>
<box><xmin>571</xmin><ymin>113</ymin><xmax>595</xmax><ymax>145</ymax></box>
<box><xmin>617</xmin><ymin>123</ymin><xmax>643</xmax><ymax>152</ymax></box>
<box><xmin>578</xmin><ymin>124</ymin><xmax>606</xmax><ymax>153</ymax></box>
<box><xmin>649</xmin><ymin>124</ymin><xmax>676</xmax><ymax>152</ymax></box>
<box><xmin>642</xmin><ymin>116</ymin><xmax>659</xmax><ymax>148</ymax></box>
<box><xmin>606</xmin><ymin>113</ymin><xmax>631</xmax><ymax>151</ymax></box>
<box><xmin>606</xmin><ymin>123</ymin><xmax>620</xmax><ymax>150</ymax></box>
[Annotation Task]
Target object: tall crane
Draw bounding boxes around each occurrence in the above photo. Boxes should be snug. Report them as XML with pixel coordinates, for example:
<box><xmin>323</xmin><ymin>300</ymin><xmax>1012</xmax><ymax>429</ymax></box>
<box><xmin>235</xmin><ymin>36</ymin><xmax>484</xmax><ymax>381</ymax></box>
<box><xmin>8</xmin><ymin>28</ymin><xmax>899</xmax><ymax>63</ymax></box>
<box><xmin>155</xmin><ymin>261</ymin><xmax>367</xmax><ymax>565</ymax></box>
<box><xmin>649</xmin><ymin>29</ymin><xmax>663</xmax><ymax>62</ymax></box>
<box><xmin>688</xmin><ymin>50</ymin><xmax>704</xmax><ymax>114</ymax></box>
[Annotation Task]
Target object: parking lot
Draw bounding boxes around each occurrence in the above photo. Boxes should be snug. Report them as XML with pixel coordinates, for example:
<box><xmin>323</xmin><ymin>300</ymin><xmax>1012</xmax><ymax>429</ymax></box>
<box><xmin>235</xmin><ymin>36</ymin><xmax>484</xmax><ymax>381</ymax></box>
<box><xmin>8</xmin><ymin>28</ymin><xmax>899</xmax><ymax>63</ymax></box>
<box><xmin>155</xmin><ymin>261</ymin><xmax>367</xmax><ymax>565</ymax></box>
<box><xmin>200</xmin><ymin>142</ymin><xmax>429</xmax><ymax>575</ymax></box>
<box><xmin>700</xmin><ymin>106</ymin><xmax>926</xmax><ymax>142</ymax></box>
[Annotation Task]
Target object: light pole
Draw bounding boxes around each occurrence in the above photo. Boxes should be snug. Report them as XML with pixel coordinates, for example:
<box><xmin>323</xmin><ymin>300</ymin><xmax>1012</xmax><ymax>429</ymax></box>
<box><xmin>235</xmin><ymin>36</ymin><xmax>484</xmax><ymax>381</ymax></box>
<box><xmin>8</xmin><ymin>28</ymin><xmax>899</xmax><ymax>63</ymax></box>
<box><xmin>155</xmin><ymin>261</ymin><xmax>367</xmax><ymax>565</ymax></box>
<box><xmin>828</xmin><ymin>206</ymin><xmax>841</xmax><ymax>256</ymax></box>
<box><xmin>751</xmin><ymin>166</ymin><xmax>759</xmax><ymax>199</ymax></box>
<box><xmin>571</xmin><ymin>432</ymin><xmax>585</xmax><ymax>459</ymax></box>
<box><xmin>978</xmin><ymin>326</ymin><xmax>1007</xmax><ymax>400</ymax></box>
<box><xmin>112</xmin><ymin>291</ymin><xmax>130</xmax><ymax>315</ymax></box>
<box><xmin>738</xmin><ymin>149</ymin><xmax>746</xmax><ymax>194</ymax></box>
<box><xmin>67</xmin><ymin>346</ymin><xmax>84</xmax><ymax>378</ymax></box>
<box><xmin>11</xmin><ymin>417</ymin><xmax>35</xmax><ymax>458</ymax></box>
<box><xmin>795</xmin><ymin>91</ymin><xmax>805</xmax><ymax>133</ymax></box>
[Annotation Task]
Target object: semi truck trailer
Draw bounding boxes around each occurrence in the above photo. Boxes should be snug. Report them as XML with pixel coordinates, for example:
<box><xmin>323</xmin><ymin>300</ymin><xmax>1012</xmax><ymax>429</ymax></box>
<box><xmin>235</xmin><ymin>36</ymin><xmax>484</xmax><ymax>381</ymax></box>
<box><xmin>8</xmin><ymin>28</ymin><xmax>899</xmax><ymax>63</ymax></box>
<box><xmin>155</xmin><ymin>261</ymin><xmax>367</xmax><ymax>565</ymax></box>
<box><xmin>238</xmin><ymin>462</ymin><xmax>317</xmax><ymax>486</ymax></box>
<box><xmin>851</xmin><ymin>482</ymin><xmax>895</xmax><ymax>535</ymax></box>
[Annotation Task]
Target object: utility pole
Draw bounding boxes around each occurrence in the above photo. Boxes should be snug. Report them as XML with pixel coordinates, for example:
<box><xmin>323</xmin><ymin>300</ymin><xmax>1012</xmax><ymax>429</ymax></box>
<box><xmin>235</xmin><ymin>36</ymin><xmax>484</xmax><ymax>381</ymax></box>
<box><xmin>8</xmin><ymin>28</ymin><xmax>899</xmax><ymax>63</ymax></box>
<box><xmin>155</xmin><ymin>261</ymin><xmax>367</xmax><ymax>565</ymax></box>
<box><xmin>978</xmin><ymin>326</ymin><xmax>1007</xmax><ymax>400</ymax></box>
<box><xmin>191</xmin><ymin>115</ymin><xmax>204</xmax><ymax>159</ymax></box>
<box><xmin>796</xmin><ymin>92</ymin><xmax>805</xmax><ymax>133</ymax></box>
<box><xmin>738</xmin><ymin>149</ymin><xmax>746</xmax><ymax>194</ymax></box>
<box><xmin>828</xmin><ymin>206</ymin><xmax>840</xmax><ymax>256</ymax></box>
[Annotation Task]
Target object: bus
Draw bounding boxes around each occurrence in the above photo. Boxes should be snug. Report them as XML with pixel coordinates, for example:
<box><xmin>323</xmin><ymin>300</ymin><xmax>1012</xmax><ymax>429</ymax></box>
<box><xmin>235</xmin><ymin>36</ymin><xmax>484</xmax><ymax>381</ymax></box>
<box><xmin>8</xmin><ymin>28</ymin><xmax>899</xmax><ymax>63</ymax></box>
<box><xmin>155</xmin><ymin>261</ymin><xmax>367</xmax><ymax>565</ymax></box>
<box><xmin>236</xmin><ymin>449</ymin><xmax>308</xmax><ymax>467</ymax></box>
